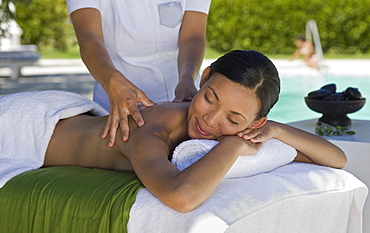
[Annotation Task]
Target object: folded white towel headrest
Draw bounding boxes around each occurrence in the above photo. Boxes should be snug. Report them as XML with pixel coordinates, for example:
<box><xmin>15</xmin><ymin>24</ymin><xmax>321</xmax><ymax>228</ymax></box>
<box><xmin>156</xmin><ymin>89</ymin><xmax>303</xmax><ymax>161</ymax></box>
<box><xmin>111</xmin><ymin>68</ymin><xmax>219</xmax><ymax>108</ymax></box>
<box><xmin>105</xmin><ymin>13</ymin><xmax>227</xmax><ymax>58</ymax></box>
<box><xmin>171</xmin><ymin>139</ymin><xmax>297</xmax><ymax>179</ymax></box>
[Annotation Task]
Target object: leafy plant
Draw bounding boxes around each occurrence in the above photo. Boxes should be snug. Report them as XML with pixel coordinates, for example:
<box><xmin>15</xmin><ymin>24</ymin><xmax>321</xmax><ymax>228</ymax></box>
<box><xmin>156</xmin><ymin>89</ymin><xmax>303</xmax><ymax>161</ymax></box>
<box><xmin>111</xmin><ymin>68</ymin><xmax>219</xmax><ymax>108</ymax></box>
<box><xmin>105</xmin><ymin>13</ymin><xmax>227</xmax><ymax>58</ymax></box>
<box><xmin>1</xmin><ymin>0</ymin><xmax>74</xmax><ymax>51</ymax></box>
<box><xmin>315</xmin><ymin>123</ymin><xmax>355</xmax><ymax>136</ymax></box>
<box><xmin>0</xmin><ymin>0</ymin><xmax>31</xmax><ymax>42</ymax></box>
<box><xmin>207</xmin><ymin>0</ymin><xmax>370</xmax><ymax>54</ymax></box>
<box><xmin>15</xmin><ymin>0</ymin><xmax>75</xmax><ymax>51</ymax></box>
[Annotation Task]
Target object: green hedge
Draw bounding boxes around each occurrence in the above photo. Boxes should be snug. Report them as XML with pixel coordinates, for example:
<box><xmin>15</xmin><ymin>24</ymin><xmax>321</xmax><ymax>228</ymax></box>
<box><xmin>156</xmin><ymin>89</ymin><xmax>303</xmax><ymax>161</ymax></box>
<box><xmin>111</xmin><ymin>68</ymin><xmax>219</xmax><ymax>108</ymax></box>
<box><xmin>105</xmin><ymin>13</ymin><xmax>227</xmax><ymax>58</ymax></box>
<box><xmin>207</xmin><ymin>0</ymin><xmax>370</xmax><ymax>54</ymax></box>
<box><xmin>9</xmin><ymin>0</ymin><xmax>370</xmax><ymax>55</ymax></box>
<box><xmin>15</xmin><ymin>0</ymin><xmax>75</xmax><ymax>51</ymax></box>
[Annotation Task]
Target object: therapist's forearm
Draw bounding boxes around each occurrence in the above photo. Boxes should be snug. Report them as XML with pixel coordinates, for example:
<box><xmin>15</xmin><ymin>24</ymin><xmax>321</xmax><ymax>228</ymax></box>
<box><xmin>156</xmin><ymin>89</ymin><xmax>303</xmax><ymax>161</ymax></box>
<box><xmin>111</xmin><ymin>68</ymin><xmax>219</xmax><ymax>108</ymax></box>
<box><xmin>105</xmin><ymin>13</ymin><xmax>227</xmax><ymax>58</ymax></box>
<box><xmin>71</xmin><ymin>8</ymin><xmax>120</xmax><ymax>89</ymax></box>
<box><xmin>177</xmin><ymin>37</ymin><xmax>206</xmax><ymax>82</ymax></box>
<box><xmin>78</xmin><ymin>36</ymin><xmax>120</xmax><ymax>89</ymax></box>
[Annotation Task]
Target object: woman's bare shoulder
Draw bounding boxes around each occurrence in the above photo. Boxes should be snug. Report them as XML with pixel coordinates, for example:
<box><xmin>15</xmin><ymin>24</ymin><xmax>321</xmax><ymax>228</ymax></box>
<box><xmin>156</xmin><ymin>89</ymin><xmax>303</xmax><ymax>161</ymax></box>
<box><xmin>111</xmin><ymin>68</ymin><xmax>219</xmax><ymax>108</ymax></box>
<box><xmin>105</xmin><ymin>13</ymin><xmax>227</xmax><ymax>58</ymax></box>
<box><xmin>140</xmin><ymin>102</ymin><xmax>189</xmax><ymax>124</ymax></box>
<box><xmin>135</xmin><ymin>102</ymin><xmax>190</xmax><ymax>144</ymax></box>
<box><xmin>118</xmin><ymin>102</ymin><xmax>190</xmax><ymax>162</ymax></box>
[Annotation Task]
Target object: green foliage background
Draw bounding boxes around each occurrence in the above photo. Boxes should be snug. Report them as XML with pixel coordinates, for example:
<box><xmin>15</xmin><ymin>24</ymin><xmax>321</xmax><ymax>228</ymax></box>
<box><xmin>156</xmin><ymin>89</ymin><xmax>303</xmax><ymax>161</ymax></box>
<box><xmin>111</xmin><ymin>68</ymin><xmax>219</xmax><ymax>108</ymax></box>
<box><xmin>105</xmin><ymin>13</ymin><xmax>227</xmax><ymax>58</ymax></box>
<box><xmin>207</xmin><ymin>0</ymin><xmax>370</xmax><ymax>54</ymax></box>
<box><xmin>0</xmin><ymin>0</ymin><xmax>31</xmax><ymax>39</ymax></box>
<box><xmin>3</xmin><ymin>0</ymin><xmax>370</xmax><ymax>55</ymax></box>
<box><xmin>14</xmin><ymin>0</ymin><xmax>75</xmax><ymax>51</ymax></box>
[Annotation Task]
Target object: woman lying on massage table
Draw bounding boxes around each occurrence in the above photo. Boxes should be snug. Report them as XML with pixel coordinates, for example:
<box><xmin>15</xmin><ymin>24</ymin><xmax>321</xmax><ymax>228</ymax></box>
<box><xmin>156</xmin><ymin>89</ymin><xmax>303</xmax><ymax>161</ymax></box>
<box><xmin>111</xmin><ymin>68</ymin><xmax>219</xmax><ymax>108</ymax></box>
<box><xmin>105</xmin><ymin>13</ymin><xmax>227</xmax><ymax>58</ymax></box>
<box><xmin>43</xmin><ymin>50</ymin><xmax>347</xmax><ymax>213</ymax></box>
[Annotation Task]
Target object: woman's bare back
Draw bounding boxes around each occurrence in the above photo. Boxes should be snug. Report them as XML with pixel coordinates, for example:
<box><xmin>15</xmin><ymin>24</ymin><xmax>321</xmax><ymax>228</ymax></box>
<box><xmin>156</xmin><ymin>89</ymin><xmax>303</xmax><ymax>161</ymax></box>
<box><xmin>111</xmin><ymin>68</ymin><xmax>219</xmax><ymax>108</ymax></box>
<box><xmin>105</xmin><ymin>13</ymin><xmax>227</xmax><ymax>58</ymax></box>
<box><xmin>44</xmin><ymin>102</ymin><xmax>189</xmax><ymax>171</ymax></box>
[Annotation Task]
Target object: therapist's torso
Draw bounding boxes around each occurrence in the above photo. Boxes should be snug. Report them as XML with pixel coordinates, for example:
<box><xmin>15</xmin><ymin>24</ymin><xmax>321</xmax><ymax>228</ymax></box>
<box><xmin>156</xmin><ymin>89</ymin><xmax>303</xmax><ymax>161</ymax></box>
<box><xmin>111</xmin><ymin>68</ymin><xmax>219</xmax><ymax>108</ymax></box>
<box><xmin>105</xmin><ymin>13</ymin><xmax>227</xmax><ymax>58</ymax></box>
<box><xmin>67</xmin><ymin>0</ymin><xmax>211</xmax><ymax>110</ymax></box>
<box><xmin>96</xmin><ymin>0</ymin><xmax>183</xmax><ymax>109</ymax></box>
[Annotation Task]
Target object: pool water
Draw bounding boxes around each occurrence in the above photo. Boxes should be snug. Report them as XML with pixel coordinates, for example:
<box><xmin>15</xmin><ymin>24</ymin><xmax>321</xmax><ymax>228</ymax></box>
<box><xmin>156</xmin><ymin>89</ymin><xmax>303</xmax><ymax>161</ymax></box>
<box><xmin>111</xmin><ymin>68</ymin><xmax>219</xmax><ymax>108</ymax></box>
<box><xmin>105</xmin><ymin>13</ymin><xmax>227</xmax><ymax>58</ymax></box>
<box><xmin>267</xmin><ymin>75</ymin><xmax>370</xmax><ymax>123</ymax></box>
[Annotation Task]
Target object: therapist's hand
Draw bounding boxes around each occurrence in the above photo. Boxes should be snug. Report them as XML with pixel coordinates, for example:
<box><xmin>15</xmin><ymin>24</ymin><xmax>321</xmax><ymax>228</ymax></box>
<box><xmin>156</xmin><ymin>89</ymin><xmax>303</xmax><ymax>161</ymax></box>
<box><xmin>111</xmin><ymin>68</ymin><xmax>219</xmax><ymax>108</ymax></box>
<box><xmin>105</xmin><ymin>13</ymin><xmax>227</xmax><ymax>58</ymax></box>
<box><xmin>173</xmin><ymin>78</ymin><xmax>198</xmax><ymax>102</ymax></box>
<box><xmin>101</xmin><ymin>73</ymin><xmax>155</xmax><ymax>147</ymax></box>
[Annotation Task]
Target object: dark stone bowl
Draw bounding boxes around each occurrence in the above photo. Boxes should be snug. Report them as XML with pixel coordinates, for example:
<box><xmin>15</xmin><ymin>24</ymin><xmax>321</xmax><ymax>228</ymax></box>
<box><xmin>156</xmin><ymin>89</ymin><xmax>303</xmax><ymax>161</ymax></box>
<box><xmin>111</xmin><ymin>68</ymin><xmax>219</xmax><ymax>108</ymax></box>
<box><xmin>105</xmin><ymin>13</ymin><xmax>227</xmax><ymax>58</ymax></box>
<box><xmin>305</xmin><ymin>97</ymin><xmax>366</xmax><ymax>126</ymax></box>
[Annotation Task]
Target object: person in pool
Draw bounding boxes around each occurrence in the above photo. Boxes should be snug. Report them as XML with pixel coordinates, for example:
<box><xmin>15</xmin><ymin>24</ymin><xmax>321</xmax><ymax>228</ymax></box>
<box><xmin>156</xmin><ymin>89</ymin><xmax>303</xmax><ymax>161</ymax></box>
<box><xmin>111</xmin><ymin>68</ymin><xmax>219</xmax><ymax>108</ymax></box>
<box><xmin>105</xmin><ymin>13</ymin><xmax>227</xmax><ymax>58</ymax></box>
<box><xmin>290</xmin><ymin>35</ymin><xmax>317</xmax><ymax>69</ymax></box>
<box><xmin>43</xmin><ymin>50</ymin><xmax>346</xmax><ymax>212</ymax></box>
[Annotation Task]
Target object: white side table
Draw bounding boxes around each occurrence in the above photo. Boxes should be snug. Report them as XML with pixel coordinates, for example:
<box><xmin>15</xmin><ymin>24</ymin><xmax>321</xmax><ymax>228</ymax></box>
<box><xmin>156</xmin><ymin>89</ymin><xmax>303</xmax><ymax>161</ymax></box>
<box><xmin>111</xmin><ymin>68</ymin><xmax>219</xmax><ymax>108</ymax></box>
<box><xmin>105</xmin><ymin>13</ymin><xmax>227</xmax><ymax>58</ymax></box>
<box><xmin>288</xmin><ymin>119</ymin><xmax>370</xmax><ymax>233</ymax></box>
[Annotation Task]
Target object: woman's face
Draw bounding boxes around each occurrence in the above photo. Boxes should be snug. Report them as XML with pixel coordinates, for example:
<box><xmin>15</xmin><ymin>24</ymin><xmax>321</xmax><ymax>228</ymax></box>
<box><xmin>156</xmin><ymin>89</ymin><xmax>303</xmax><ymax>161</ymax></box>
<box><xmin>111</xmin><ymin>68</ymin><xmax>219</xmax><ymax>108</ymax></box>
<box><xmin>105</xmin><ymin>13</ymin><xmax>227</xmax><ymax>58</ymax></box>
<box><xmin>187</xmin><ymin>73</ymin><xmax>262</xmax><ymax>139</ymax></box>
<box><xmin>294</xmin><ymin>39</ymin><xmax>304</xmax><ymax>48</ymax></box>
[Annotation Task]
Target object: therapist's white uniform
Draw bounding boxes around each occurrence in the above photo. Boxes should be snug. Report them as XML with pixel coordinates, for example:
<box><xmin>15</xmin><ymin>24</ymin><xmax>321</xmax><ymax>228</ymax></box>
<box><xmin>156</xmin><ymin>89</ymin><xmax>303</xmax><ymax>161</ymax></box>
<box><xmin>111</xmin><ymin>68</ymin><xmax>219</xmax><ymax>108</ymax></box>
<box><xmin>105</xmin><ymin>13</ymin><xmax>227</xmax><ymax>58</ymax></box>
<box><xmin>66</xmin><ymin>0</ymin><xmax>212</xmax><ymax>111</ymax></box>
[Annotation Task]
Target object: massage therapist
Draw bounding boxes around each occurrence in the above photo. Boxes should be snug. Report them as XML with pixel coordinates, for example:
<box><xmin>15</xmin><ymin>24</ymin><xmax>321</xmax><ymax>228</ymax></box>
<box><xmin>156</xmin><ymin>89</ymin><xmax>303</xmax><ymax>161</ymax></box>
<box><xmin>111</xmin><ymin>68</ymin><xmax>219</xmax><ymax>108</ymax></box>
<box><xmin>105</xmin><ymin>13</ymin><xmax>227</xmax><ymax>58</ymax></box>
<box><xmin>66</xmin><ymin>0</ymin><xmax>212</xmax><ymax>147</ymax></box>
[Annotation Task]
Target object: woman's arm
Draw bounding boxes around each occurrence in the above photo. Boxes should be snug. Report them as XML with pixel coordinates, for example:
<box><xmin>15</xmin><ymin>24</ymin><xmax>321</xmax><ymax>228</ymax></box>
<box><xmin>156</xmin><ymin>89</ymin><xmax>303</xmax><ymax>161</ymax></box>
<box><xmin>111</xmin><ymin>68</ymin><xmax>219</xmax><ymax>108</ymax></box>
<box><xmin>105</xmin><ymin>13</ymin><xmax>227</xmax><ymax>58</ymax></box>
<box><xmin>70</xmin><ymin>8</ymin><xmax>154</xmax><ymax>146</ymax></box>
<box><xmin>125</xmin><ymin>132</ymin><xmax>260</xmax><ymax>213</ymax></box>
<box><xmin>239</xmin><ymin>121</ymin><xmax>347</xmax><ymax>169</ymax></box>
<box><xmin>290</xmin><ymin>49</ymin><xmax>301</xmax><ymax>60</ymax></box>
<box><xmin>175</xmin><ymin>11</ymin><xmax>208</xmax><ymax>102</ymax></box>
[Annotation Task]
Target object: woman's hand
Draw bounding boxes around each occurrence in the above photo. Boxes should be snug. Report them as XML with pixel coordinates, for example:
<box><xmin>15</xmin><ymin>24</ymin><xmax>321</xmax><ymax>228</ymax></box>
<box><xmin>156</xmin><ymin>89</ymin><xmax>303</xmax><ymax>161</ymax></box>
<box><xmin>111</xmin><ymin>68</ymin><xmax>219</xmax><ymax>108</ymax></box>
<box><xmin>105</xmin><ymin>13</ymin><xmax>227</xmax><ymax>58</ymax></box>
<box><xmin>237</xmin><ymin>120</ymin><xmax>347</xmax><ymax>169</ymax></box>
<box><xmin>237</xmin><ymin>120</ymin><xmax>278</xmax><ymax>143</ymax></box>
<box><xmin>217</xmin><ymin>135</ymin><xmax>262</xmax><ymax>156</ymax></box>
<box><xmin>101</xmin><ymin>72</ymin><xmax>155</xmax><ymax>147</ymax></box>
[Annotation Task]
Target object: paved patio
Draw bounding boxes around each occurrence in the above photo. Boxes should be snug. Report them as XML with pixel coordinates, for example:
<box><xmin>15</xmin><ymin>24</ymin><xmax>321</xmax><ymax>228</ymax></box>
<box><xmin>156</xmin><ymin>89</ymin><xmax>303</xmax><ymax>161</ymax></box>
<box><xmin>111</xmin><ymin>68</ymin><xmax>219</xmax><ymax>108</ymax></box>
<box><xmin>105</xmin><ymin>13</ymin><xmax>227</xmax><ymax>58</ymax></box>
<box><xmin>0</xmin><ymin>59</ymin><xmax>94</xmax><ymax>98</ymax></box>
<box><xmin>1</xmin><ymin>58</ymin><xmax>369</xmax><ymax>98</ymax></box>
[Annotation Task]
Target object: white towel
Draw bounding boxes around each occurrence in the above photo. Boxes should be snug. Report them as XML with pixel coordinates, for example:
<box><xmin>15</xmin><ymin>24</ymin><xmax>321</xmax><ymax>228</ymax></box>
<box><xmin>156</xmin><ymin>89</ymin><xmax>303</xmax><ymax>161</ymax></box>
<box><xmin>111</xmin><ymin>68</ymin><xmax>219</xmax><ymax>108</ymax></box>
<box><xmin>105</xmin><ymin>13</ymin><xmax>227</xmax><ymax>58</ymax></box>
<box><xmin>172</xmin><ymin>139</ymin><xmax>297</xmax><ymax>178</ymax></box>
<box><xmin>0</xmin><ymin>90</ymin><xmax>108</xmax><ymax>188</ymax></box>
<box><xmin>128</xmin><ymin>163</ymin><xmax>368</xmax><ymax>233</ymax></box>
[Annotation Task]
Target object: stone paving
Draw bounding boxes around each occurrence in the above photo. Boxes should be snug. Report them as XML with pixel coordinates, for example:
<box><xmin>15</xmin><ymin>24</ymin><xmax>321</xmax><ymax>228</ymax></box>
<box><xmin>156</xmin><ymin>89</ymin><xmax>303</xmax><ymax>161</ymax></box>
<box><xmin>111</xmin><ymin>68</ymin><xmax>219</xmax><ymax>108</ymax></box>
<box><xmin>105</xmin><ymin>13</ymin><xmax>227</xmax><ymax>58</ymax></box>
<box><xmin>1</xmin><ymin>58</ymin><xmax>369</xmax><ymax>98</ymax></box>
<box><xmin>0</xmin><ymin>59</ymin><xmax>94</xmax><ymax>98</ymax></box>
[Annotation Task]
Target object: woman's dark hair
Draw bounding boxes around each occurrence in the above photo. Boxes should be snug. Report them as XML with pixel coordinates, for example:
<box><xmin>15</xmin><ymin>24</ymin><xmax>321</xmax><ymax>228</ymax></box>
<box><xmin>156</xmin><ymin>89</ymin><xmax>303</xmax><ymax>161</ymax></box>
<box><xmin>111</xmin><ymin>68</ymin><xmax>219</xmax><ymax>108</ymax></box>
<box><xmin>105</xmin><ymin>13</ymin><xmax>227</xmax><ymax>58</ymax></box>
<box><xmin>295</xmin><ymin>35</ymin><xmax>306</xmax><ymax>41</ymax></box>
<box><xmin>207</xmin><ymin>50</ymin><xmax>280</xmax><ymax>120</ymax></box>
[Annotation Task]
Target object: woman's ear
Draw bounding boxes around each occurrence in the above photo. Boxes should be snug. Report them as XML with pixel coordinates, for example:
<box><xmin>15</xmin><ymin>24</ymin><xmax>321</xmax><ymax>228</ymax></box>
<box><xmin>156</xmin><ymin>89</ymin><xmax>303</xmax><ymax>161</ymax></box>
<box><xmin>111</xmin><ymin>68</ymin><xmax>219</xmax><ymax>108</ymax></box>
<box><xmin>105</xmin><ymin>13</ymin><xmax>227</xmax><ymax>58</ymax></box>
<box><xmin>250</xmin><ymin>117</ymin><xmax>267</xmax><ymax>129</ymax></box>
<box><xmin>199</xmin><ymin>67</ymin><xmax>211</xmax><ymax>88</ymax></box>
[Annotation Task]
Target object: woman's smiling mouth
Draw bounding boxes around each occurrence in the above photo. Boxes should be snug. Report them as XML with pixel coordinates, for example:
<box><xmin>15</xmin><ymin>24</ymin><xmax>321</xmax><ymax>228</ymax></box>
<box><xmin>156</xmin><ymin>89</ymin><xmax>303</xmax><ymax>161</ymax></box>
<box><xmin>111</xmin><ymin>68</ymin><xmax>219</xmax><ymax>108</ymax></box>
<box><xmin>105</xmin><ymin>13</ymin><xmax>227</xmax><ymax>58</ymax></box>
<box><xmin>195</xmin><ymin>120</ymin><xmax>212</xmax><ymax>137</ymax></box>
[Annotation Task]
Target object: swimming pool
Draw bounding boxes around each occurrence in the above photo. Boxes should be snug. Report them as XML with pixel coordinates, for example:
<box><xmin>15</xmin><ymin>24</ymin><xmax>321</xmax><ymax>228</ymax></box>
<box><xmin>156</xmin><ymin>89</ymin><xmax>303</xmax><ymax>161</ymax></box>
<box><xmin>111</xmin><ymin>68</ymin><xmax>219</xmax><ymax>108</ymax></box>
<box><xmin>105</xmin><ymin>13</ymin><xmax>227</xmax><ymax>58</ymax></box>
<box><xmin>267</xmin><ymin>73</ymin><xmax>370</xmax><ymax>123</ymax></box>
<box><xmin>200</xmin><ymin>58</ymin><xmax>370</xmax><ymax>124</ymax></box>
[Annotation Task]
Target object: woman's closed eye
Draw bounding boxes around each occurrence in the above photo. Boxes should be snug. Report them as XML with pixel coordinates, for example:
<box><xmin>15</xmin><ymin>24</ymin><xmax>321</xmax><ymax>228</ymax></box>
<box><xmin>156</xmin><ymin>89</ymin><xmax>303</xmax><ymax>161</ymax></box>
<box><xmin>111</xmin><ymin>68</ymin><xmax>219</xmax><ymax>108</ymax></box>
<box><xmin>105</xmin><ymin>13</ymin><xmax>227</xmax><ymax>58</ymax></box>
<box><xmin>227</xmin><ymin>116</ymin><xmax>239</xmax><ymax>125</ymax></box>
<box><xmin>204</xmin><ymin>94</ymin><xmax>214</xmax><ymax>105</ymax></box>
<box><xmin>205</xmin><ymin>93</ymin><xmax>240</xmax><ymax>125</ymax></box>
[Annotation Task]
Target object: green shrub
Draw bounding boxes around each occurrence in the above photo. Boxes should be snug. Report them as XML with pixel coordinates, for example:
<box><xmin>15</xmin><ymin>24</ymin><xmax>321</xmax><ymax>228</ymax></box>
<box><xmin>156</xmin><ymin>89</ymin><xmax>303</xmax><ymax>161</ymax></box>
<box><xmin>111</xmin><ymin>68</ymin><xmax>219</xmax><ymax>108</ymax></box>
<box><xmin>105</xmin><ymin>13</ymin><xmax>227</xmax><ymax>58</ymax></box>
<box><xmin>0</xmin><ymin>0</ymin><xmax>31</xmax><ymax>41</ymax></box>
<box><xmin>207</xmin><ymin>0</ymin><xmax>370</xmax><ymax>54</ymax></box>
<box><xmin>15</xmin><ymin>0</ymin><xmax>75</xmax><ymax>51</ymax></box>
<box><xmin>5</xmin><ymin>0</ymin><xmax>369</xmax><ymax>55</ymax></box>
